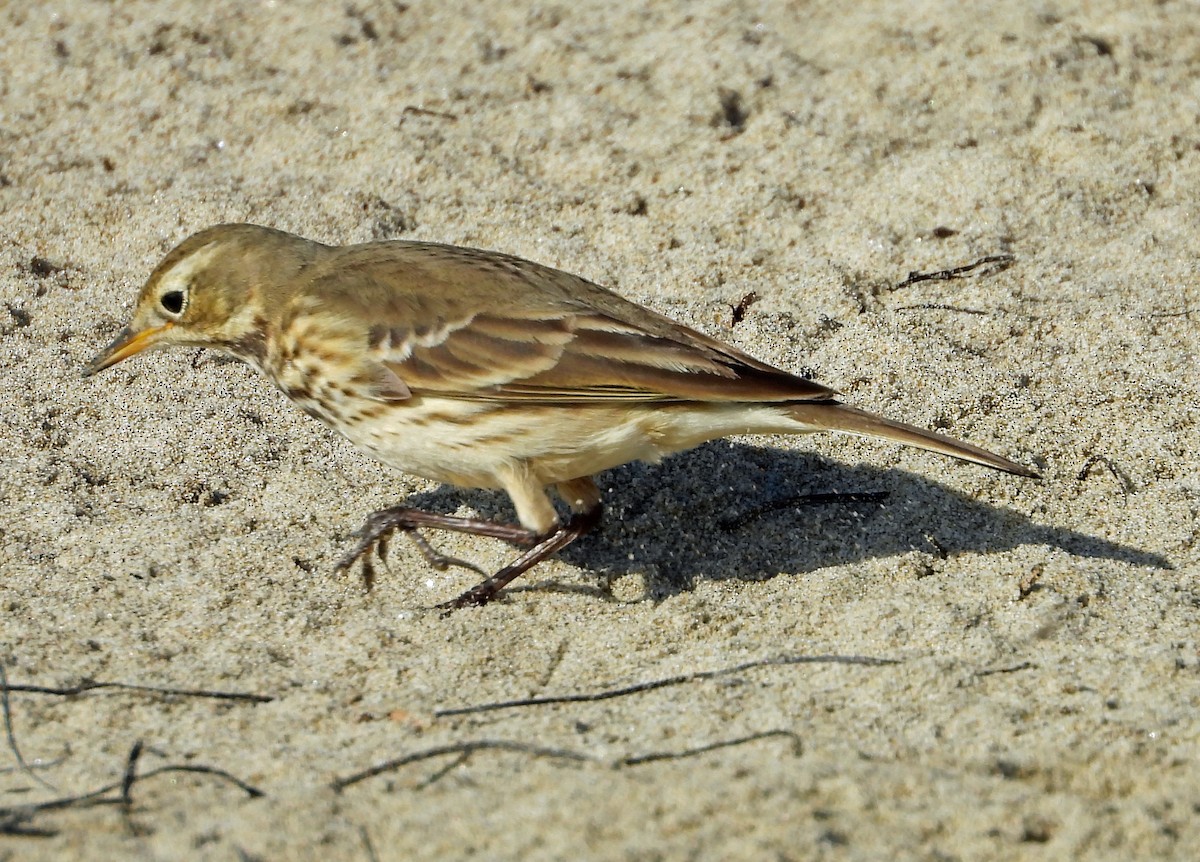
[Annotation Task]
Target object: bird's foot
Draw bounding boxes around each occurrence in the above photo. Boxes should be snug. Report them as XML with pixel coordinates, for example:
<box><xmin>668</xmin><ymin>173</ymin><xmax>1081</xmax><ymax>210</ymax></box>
<box><xmin>334</xmin><ymin>506</ymin><xmax>544</xmax><ymax>591</ymax></box>
<box><xmin>438</xmin><ymin>505</ymin><xmax>604</xmax><ymax>613</ymax></box>
<box><xmin>334</xmin><ymin>503</ymin><xmax>603</xmax><ymax>610</ymax></box>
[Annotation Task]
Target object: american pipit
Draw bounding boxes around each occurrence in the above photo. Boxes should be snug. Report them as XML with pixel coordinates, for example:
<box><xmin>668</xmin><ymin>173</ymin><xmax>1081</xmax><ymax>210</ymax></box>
<box><xmin>86</xmin><ymin>224</ymin><xmax>1037</xmax><ymax>608</ymax></box>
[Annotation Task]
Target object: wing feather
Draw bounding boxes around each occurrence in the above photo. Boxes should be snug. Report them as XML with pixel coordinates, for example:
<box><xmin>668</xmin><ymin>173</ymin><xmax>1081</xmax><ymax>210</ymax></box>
<box><xmin>303</xmin><ymin>240</ymin><xmax>836</xmax><ymax>405</ymax></box>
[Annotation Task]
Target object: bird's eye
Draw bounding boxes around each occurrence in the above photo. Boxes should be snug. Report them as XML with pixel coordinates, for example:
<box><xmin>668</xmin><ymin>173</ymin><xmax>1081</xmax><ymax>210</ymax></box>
<box><xmin>160</xmin><ymin>290</ymin><xmax>185</xmax><ymax>314</ymax></box>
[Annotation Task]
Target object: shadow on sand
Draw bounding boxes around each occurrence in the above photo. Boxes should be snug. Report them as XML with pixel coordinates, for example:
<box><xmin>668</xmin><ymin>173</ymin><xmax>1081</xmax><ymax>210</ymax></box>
<box><xmin>392</xmin><ymin>439</ymin><xmax>1171</xmax><ymax>599</ymax></box>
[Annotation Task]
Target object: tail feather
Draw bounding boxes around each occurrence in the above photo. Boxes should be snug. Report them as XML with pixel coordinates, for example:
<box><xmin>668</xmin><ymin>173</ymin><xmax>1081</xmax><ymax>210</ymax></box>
<box><xmin>787</xmin><ymin>402</ymin><xmax>1039</xmax><ymax>478</ymax></box>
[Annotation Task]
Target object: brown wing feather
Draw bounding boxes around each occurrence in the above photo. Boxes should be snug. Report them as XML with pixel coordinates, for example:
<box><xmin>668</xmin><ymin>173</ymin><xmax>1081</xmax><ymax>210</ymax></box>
<box><xmin>303</xmin><ymin>240</ymin><xmax>836</xmax><ymax>405</ymax></box>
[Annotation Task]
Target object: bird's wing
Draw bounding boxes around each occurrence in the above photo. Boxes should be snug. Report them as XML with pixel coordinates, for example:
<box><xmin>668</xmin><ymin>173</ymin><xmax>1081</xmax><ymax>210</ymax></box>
<box><xmin>313</xmin><ymin>241</ymin><xmax>837</xmax><ymax>405</ymax></box>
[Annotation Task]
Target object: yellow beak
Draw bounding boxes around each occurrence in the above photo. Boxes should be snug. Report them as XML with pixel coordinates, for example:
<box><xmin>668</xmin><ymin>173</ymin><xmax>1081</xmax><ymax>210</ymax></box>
<box><xmin>83</xmin><ymin>322</ymin><xmax>173</xmax><ymax>377</ymax></box>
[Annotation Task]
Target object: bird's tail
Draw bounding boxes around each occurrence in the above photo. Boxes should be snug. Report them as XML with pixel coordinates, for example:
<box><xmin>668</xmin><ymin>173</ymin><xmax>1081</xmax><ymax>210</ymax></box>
<box><xmin>785</xmin><ymin>402</ymin><xmax>1039</xmax><ymax>478</ymax></box>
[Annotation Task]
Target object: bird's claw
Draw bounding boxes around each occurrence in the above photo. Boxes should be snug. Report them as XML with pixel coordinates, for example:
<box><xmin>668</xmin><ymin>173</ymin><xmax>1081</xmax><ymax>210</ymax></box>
<box><xmin>334</xmin><ymin>518</ymin><xmax>488</xmax><ymax>592</ymax></box>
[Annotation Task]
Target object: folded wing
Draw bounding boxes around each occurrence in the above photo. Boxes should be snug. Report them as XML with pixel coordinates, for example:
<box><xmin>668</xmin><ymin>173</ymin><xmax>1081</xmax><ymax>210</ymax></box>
<box><xmin>315</xmin><ymin>241</ymin><xmax>837</xmax><ymax>405</ymax></box>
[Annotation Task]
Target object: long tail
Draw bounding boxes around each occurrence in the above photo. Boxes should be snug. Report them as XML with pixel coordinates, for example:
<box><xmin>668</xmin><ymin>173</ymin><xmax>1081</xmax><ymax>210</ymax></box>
<box><xmin>786</xmin><ymin>402</ymin><xmax>1039</xmax><ymax>478</ymax></box>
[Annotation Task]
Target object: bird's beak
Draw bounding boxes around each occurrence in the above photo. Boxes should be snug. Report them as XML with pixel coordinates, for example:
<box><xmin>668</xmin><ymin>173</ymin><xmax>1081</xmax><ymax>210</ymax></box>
<box><xmin>83</xmin><ymin>322</ymin><xmax>173</xmax><ymax>377</ymax></box>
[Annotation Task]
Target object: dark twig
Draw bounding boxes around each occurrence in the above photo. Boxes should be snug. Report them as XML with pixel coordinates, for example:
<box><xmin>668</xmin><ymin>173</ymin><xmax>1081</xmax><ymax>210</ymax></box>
<box><xmin>1144</xmin><ymin>307</ymin><xmax>1193</xmax><ymax>319</ymax></box>
<box><xmin>893</xmin><ymin>254</ymin><xmax>1015</xmax><ymax>290</ymax></box>
<box><xmin>119</xmin><ymin>740</ymin><xmax>146</xmax><ymax>836</ymax></box>
<box><xmin>1</xmin><ymin>664</ymin><xmax>57</xmax><ymax>792</ymax></box>
<box><xmin>399</xmin><ymin>105</ymin><xmax>458</xmax><ymax>122</ymax></box>
<box><xmin>4</xmin><ymin>679</ymin><xmax>274</xmax><ymax>704</ymax></box>
<box><xmin>2</xmin><ymin>763</ymin><xmax>265</xmax><ymax>814</ymax></box>
<box><xmin>120</xmin><ymin>740</ymin><xmax>144</xmax><ymax>808</ymax></box>
<box><xmin>332</xmin><ymin>740</ymin><xmax>593</xmax><ymax>792</ymax></box>
<box><xmin>0</xmin><ymin>753</ymin><xmax>66</xmax><ymax>775</ymax></box>
<box><xmin>618</xmin><ymin>730</ymin><xmax>801</xmax><ymax>766</ymax></box>
<box><xmin>1076</xmin><ymin>454</ymin><xmax>1135</xmax><ymax>503</ymax></box>
<box><xmin>138</xmin><ymin>764</ymin><xmax>265</xmax><ymax>798</ymax></box>
<box><xmin>434</xmin><ymin>653</ymin><xmax>899</xmax><ymax>717</ymax></box>
<box><xmin>894</xmin><ymin>303</ymin><xmax>989</xmax><ymax>315</ymax></box>
<box><xmin>0</xmin><ymin>753</ymin><xmax>264</xmax><ymax>837</ymax></box>
<box><xmin>415</xmin><ymin>751</ymin><xmax>472</xmax><ymax>789</ymax></box>
<box><xmin>334</xmin><ymin>730</ymin><xmax>803</xmax><ymax>792</ymax></box>
<box><xmin>719</xmin><ymin>491</ymin><xmax>889</xmax><ymax>532</ymax></box>
<box><xmin>975</xmin><ymin>661</ymin><xmax>1037</xmax><ymax>678</ymax></box>
<box><xmin>0</xmin><ymin>815</ymin><xmax>57</xmax><ymax>837</ymax></box>
<box><xmin>359</xmin><ymin>824</ymin><xmax>381</xmax><ymax>862</ymax></box>
<box><xmin>729</xmin><ymin>291</ymin><xmax>759</xmax><ymax>326</ymax></box>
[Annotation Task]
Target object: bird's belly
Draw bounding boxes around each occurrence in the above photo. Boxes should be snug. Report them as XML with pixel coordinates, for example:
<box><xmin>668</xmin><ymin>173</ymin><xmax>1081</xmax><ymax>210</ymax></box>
<box><xmin>320</xmin><ymin>397</ymin><xmax>700</xmax><ymax>490</ymax></box>
<box><xmin>331</xmin><ymin>398</ymin><xmax>797</xmax><ymax>490</ymax></box>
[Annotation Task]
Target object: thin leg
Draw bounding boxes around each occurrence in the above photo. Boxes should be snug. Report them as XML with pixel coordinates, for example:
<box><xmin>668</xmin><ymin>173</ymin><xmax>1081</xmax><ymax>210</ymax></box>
<box><xmin>336</xmin><ymin>477</ymin><xmax>603</xmax><ymax>607</ymax></box>
<box><xmin>407</xmin><ymin>531</ymin><xmax>488</xmax><ymax>576</ymax></box>
<box><xmin>441</xmin><ymin>502</ymin><xmax>604</xmax><ymax>610</ymax></box>
<box><xmin>334</xmin><ymin>508</ymin><xmax>542</xmax><ymax>589</ymax></box>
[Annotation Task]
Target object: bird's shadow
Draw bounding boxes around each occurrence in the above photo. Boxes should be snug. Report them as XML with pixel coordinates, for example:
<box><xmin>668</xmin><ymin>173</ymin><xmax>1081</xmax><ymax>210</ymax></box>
<box><xmin>394</xmin><ymin>440</ymin><xmax>1171</xmax><ymax>599</ymax></box>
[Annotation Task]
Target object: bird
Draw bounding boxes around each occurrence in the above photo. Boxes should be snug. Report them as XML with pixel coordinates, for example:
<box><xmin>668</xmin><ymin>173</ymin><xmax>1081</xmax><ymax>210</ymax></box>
<box><xmin>86</xmin><ymin>224</ymin><xmax>1038</xmax><ymax>609</ymax></box>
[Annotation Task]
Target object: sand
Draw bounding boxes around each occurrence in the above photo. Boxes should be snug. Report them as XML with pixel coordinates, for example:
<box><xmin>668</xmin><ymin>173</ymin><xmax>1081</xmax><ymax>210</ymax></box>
<box><xmin>1</xmin><ymin>0</ymin><xmax>1197</xmax><ymax>858</ymax></box>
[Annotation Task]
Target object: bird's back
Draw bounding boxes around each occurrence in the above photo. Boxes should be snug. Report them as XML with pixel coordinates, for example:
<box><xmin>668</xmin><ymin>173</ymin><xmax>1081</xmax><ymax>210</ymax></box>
<box><xmin>298</xmin><ymin>239</ymin><xmax>839</xmax><ymax>406</ymax></box>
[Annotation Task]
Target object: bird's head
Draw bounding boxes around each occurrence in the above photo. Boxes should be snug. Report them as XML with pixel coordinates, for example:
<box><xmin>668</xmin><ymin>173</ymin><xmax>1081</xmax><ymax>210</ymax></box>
<box><xmin>85</xmin><ymin>224</ymin><xmax>322</xmax><ymax>376</ymax></box>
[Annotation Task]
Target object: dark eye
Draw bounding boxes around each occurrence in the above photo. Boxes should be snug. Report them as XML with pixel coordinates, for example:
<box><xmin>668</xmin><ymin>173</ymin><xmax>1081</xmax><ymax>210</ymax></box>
<box><xmin>160</xmin><ymin>291</ymin><xmax>185</xmax><ymax>314</ymax></box>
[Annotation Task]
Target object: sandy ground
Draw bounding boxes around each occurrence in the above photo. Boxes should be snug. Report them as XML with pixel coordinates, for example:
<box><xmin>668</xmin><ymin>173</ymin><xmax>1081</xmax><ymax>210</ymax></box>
<box><xmin>1</xmin><ymin>0</ymin><xmax>1197</xmax><ymax>859</ymax></box>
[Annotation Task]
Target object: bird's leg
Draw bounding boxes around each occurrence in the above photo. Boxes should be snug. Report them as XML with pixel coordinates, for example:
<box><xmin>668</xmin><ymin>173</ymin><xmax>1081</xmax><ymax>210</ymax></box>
<box><xmin>339</xmin><ymin>477</ymin><xmax>603</xmax><ymax>606</ymax></box>
<box><xmin>334</xmin><ymin>507</ymin><xmax>542</xmax><ymax>589</ymax></box>
<box><xmin>405</xmin><ymin>531</ymin><xmax>488</xmax><ymax>576</ymax></box>
<box><xmin>441</xmin><ymin>501</ymin><xmax>604</xmax><ymax>611</ymax></box>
